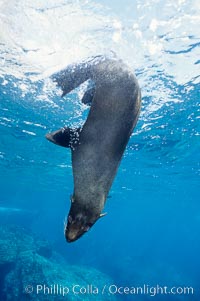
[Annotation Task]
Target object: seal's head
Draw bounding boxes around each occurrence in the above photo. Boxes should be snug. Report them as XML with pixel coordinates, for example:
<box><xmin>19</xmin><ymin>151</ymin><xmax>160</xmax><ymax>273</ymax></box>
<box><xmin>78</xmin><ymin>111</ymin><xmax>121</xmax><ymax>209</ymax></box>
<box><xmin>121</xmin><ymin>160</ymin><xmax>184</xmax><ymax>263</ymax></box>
<box><xmin>64</xmin><ymin>198</ymin><xmax>106</xmax><ymax>242</ymax></box>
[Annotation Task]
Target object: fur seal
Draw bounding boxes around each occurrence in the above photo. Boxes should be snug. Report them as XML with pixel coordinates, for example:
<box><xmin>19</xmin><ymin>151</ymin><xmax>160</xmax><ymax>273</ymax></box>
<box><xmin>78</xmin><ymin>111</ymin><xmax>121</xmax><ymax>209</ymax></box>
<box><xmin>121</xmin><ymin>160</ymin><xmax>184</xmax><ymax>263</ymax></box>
<box><xmin>46</xmin><ymin>55</ymin><xmax>141</xmax><ymax>242</ymax></box>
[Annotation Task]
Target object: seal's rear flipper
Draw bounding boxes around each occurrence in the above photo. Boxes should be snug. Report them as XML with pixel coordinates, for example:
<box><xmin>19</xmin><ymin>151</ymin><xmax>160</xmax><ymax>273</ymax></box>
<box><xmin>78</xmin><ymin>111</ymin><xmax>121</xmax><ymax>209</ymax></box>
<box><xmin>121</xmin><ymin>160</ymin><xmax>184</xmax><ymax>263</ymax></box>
<box><xmin>46</xmin><ymin>127</ymin><xmax>81</xmax><ymax>148</ymax></box>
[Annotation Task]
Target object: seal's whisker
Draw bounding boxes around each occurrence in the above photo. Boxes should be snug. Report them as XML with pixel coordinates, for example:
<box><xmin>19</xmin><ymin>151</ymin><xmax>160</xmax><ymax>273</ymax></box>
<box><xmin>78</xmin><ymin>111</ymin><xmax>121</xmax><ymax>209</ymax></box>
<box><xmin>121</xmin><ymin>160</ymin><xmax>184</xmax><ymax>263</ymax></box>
<box><xmin>63</xmin><ymin>216</ymin><xmax>68</xmax><ymax>228</ymax></box>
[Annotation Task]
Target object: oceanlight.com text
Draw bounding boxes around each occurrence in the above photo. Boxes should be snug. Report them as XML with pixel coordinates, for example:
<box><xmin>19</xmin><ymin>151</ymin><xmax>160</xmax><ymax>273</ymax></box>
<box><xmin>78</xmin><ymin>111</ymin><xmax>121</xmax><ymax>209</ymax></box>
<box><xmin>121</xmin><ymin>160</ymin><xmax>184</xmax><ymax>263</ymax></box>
<box><xmin>108</xmin><ymin>284</ymin><xmax>194</xmax><ymax>296</ymax></box>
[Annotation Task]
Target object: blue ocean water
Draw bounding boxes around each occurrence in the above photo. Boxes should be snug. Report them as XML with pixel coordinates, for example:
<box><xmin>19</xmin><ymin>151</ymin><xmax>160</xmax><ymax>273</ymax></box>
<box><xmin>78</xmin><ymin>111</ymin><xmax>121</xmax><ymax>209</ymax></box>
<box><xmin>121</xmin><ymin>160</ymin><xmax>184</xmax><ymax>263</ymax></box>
<box><xmin>0</xmin><ymin>0</ymin><xmax>200</xmax><ymax>300</ymax></box>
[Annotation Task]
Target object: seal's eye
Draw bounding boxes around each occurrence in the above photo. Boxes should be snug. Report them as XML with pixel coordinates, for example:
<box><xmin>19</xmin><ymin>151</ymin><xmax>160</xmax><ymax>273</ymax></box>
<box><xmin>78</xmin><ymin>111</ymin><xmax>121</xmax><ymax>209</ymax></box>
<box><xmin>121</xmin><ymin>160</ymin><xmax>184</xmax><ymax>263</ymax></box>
<box><xmin>76</xmin><ymin>216</ymin><xmax>82</xmax><ymax>222</ymax></box>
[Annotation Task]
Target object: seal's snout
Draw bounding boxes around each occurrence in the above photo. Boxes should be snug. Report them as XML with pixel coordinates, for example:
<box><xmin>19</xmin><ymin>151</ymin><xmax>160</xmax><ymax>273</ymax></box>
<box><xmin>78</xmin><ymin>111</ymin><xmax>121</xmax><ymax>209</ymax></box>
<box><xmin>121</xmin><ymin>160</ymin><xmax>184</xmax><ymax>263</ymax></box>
<box><xmin>65</xmin><ymin>229</ymin><xmax>86</xmax><ymax>243</ymax></box>
<box><xmin>65</xmin><ymin>229</ymin><xmax>78</xmax><ymax>243</ymax></box>
<box><xmin>64</xmin><ymin>213</ymin><xmax>91</xmax><ymax>243</ymax></box>
<box><xmin>65</xmin><ymin>224</ymin><xmax>89</xmax><ymax>243</ymax></box>
<box><xmin>64</xmin><ymin>199</ymin><xmax>107</xmax><ymax>242</ymax></box>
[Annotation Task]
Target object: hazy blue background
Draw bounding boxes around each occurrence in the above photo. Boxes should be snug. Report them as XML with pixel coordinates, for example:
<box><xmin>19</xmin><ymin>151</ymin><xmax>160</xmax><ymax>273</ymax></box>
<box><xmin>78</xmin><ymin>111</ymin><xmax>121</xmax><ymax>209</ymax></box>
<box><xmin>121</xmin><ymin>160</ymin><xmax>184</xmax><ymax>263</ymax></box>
<box><xmin>0</xmin><ymin>0</ymin><xmax>199</xmax><ymax>299</ymax></box>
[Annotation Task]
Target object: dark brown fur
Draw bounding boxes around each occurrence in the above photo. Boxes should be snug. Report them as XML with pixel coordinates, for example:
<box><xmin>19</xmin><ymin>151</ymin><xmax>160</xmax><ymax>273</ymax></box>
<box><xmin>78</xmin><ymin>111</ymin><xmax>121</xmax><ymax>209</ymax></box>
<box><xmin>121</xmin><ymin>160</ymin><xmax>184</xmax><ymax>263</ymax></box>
<box><xmin>46</xmin><ymin>56</ymin><xmax>141</xmax><ymax>242</ymax></box>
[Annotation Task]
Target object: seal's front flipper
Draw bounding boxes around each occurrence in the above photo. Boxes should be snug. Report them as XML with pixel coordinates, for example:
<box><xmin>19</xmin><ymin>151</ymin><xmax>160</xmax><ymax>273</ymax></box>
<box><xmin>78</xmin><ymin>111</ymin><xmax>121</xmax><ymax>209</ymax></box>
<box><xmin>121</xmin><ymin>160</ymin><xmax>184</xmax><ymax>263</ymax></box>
<box><xmin>46</xmin><ymin>127</ymin><xmax>81</xmax><ymax>148</ymax></box>
<box><xmin>81</xmin><ymin>86</ymin><xmax>95</xmax><ymax>105</ymax></box>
